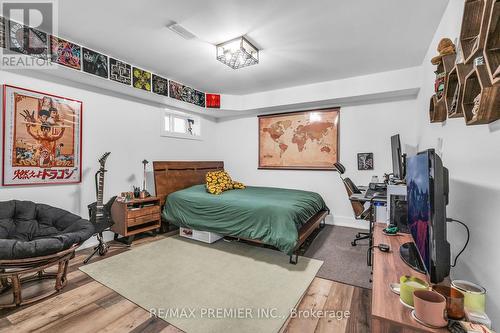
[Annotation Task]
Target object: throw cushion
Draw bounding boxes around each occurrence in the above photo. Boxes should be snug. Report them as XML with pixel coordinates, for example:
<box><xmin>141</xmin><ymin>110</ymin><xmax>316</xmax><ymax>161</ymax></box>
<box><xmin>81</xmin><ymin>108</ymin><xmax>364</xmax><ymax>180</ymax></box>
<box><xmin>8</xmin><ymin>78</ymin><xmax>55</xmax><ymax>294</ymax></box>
<box><xmin>205</xmin><ymin>171</ymin><xmax>245</xmax><ymax>195</ymax></box>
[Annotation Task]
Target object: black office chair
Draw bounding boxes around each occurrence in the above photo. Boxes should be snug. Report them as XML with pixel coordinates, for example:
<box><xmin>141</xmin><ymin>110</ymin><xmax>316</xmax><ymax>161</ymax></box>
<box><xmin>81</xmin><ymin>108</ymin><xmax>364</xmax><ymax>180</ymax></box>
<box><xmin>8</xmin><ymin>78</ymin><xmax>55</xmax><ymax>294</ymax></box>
<box><xmin>334</xmin><ymin>162</ymin><xmax>371</xmax><ymax>246</ymax></box>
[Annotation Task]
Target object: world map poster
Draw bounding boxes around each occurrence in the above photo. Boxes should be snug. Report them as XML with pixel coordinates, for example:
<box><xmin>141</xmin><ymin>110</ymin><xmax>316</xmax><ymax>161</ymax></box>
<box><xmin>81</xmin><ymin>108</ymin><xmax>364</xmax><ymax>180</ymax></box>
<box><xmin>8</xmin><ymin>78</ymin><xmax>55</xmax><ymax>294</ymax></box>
<box><xmin>259</xmin><ymin>109</ymin><xmax>339</xmax><ymax>170</ymax></box>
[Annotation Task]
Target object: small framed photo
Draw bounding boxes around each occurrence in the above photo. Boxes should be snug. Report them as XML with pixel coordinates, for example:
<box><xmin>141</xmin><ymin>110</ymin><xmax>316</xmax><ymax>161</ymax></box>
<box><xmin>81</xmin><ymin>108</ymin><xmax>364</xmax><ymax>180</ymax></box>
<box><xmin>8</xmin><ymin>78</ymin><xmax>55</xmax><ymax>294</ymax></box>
<box><xmin>357</xmin><ymin>153</ymin><xmax>374</xmax><ymax>170</ymax></box>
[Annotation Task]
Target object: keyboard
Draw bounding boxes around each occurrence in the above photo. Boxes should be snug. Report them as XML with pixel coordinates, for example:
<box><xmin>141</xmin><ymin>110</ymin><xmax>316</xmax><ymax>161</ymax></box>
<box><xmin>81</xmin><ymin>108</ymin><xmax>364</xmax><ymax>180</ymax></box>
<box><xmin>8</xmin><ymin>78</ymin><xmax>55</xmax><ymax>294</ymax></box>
<box><xmin>364</xmin><ymin>188</ymin><xmax>387</xmax><ymax>199</ymax></box>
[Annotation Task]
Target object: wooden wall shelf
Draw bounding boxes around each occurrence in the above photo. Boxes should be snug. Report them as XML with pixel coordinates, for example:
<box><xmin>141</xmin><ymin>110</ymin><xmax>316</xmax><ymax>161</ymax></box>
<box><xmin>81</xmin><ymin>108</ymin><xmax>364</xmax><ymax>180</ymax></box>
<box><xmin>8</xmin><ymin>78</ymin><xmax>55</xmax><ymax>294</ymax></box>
<box><xmin>429</xmin><ymin>95</ymin><xmax>447</xmax><ymax>123</ymax></box>
<box><xmin>462</xmin><ymin>64</ymin><xmax>500</xmax><ymax>125</ymax></box>
<box><xmin>460</xmin><ymin>0</ymin><xmax>494</xmax><ymax>64</ymax></box>
<box><xmin>430</xmin><ymin>53</ymin><xmax>456</xmax><ymax>123</ymax></box>
<box><xmin>446</xmin><ymin>62</ymin><xmax>474</xmax><ymax>118</ymax></box>
<box><xmin>483</xmin><ymin>0</ymin><xmax>500</xmax><ymax>84</ymax></box>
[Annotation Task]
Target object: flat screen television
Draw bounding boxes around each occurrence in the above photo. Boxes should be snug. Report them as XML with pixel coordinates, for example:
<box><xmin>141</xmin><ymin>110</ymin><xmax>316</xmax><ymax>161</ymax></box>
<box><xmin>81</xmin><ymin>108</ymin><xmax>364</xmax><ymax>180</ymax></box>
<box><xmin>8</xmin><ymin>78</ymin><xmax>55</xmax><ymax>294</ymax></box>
<box><xmin>391</xmin><ymin>134</ymin><xmax>404</xmax><ymax>180</ymax></box>
<box><xmin>401</xmin><ymin>149</ymin><xmax>450</xmax><ymax>283</ymax></box>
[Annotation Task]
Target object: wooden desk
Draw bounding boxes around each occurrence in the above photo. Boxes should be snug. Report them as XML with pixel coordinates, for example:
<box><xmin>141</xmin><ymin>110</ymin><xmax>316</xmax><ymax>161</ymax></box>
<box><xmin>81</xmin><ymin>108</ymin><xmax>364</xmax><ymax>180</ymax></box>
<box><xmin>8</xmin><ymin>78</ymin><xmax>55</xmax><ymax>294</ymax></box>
<box><xmin>371</xmin><ymin>223</ymin><xmax>447</xmax><ymax>332</ymax></box>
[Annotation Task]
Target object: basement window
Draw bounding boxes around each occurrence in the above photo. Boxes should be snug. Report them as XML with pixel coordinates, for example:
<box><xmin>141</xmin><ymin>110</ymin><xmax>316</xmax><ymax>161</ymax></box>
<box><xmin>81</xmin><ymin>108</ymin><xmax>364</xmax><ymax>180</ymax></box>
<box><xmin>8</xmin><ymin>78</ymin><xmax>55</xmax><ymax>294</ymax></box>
<box><xmin>161</xmin><ymin>110</ymin><xmax>202</xmax><ymax>140</ymax></box>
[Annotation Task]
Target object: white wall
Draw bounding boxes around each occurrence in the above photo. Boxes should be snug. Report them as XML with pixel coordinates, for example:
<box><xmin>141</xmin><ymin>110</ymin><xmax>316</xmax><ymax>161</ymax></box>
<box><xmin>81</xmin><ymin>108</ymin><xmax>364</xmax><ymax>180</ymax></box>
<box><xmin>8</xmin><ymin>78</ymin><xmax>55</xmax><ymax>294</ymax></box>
<box><xmin>0</xmin><ymin>69</ymin><xmax>218</xmax><ymax>247</ymax></box>
<box><xmin>215</xmin><ymin>98</ymin><xmax>419</xmax><ymax>228</ymax></box>
<box><xmin>414</xmin><ymin>0</ymin><xmax>500</xmax><ymax>326</ymax></box>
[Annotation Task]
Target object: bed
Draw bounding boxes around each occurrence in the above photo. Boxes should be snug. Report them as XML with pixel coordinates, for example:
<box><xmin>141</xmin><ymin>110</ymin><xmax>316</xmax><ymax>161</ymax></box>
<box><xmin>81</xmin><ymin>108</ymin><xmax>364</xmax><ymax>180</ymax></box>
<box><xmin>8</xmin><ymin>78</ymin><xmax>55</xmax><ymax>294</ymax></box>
<box><xmin>153</xmin><ymin>161</ymin><xmax>329</xmax><ymax>263</ymax></box>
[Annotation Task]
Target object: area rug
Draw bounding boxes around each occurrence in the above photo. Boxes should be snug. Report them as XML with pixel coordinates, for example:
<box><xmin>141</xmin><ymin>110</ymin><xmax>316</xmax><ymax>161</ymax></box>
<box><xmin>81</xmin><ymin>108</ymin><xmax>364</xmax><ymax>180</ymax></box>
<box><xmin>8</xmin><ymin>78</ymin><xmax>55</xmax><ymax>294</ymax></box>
<box><xmin>80</xmin><ymin>236</ymin><xmax>322</xmax><ymax>333</ymax></box>
<box><xmin>303</xmin><ymin>225</ymin><xmax>372</xmax><ymax>289</ymax></box>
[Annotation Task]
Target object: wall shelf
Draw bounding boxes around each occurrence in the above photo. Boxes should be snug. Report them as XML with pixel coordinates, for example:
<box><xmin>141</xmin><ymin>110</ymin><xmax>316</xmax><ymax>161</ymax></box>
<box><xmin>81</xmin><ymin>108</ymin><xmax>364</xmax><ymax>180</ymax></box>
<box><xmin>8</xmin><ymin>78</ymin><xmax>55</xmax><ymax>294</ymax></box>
<box><xmin>446</xmin><ymin>62</ymin><xmax>473</xmax><ymax>118</ymax></box>
<box><xmin>483</xmin><ymin>0</ymin><xmax>500</xmax><ymax>84</ymax></box>
<box><xmin>460</xmin><ymin>0</ymin><xmax>494</xmax><ymax>64</ymax></box>
<box><xmin>462</xmin><ymin>64</ymin><xmax>500</xmax><ymax>125</ymax></box>
<box><xmin>429</xmin><ymin>94</ymin><xmax>447</xmax><ymax>123</ymax></box>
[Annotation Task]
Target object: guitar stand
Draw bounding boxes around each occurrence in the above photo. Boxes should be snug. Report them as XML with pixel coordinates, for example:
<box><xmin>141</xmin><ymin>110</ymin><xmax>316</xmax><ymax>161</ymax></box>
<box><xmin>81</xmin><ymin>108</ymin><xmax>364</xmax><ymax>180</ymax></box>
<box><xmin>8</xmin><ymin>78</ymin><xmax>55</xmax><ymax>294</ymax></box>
<box><xmin>83</xmin><ymin>232</ymin><xmax>130</xmax><ymax>265</ymax></box>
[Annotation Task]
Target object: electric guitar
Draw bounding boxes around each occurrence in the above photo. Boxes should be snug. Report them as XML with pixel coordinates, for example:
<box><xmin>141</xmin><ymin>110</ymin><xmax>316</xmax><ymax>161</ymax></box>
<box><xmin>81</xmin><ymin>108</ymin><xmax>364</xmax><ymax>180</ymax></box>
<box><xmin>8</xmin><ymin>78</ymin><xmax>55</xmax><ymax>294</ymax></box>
<box><xmin>87</xmin><ymin>152</ymin><xmax>116</xmax><ymax>257</ymax></box>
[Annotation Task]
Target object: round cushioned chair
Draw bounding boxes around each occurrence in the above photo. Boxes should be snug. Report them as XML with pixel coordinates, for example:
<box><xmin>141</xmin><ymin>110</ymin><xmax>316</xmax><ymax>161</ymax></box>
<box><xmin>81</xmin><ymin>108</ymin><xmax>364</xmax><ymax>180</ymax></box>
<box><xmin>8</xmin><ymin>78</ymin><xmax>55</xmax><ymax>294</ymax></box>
<box><xmin>0</xmin><ymin>200</ymin><xmax>94</xmax><ymax>308</ymax></box>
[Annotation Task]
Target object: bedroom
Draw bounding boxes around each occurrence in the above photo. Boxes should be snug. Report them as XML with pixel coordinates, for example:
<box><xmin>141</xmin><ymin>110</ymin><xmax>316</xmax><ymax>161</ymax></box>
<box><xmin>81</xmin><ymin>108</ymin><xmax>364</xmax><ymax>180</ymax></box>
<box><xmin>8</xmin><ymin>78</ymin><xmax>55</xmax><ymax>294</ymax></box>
<box><xmin>0</xmin><ymin>0</ymin><xmax>499</xmax><ymax>332</ymax></box>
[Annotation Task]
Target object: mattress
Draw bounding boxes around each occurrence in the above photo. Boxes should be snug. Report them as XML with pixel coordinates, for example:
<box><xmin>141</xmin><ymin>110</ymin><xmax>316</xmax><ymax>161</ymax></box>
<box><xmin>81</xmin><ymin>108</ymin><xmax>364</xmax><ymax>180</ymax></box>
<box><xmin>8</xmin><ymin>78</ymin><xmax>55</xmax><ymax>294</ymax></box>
<box><xmin>162</xmin><ymin>185</ymin><xmax>328</xmax><ymax>254</ymax></box>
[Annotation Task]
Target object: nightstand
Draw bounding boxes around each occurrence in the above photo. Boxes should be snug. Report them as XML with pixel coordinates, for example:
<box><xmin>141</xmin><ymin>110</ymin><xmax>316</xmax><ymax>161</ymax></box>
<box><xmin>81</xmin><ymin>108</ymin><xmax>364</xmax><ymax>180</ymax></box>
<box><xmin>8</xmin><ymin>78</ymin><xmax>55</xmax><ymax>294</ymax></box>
<box><xmin>110</xmin><ymin>196</ymin><xmax>161</xmax><ymax>244</ymax></box>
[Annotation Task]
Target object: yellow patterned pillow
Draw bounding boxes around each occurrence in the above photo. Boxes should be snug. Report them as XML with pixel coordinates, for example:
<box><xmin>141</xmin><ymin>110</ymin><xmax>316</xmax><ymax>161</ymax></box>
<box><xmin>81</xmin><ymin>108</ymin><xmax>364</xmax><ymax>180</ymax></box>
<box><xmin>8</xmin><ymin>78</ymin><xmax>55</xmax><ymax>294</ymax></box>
<box><xmin>205</xmin><ymin>171</ymin><xmax>245</xmax><ymax>195</ymax></box>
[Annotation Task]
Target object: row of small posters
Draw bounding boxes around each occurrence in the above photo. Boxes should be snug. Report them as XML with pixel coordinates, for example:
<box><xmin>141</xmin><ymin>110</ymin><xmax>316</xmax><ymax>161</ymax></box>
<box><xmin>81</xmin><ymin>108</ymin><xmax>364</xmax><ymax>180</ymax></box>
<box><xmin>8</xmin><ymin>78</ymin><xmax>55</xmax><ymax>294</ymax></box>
<box><xmin>0</xmin><ymin>16</ymin><xmax>221</xmax><ymax>108</ymax></box>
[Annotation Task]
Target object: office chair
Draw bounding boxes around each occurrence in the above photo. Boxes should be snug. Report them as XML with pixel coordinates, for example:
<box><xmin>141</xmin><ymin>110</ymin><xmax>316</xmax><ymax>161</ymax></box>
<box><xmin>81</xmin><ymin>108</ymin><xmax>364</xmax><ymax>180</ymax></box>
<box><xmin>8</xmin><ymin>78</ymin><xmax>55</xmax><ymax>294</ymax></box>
<box><xmin>334</xmin><ymin>162</ymin><xmax>371</xmax><ymax>246</ymax></box>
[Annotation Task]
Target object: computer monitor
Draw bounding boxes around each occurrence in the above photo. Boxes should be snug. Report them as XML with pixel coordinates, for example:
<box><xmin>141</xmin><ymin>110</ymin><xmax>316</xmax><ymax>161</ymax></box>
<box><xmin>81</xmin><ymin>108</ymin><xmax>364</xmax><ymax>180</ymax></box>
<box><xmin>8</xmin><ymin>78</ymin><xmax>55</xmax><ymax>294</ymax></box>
<box><xmin>391</xmin><ymin>134</ymin><xmax>404</xmax><ymax>180</ymax></box>
<box><xmin>401</xmin><ymin>149</ymin><xmax>450</xmax><ymax>283</ymax></box>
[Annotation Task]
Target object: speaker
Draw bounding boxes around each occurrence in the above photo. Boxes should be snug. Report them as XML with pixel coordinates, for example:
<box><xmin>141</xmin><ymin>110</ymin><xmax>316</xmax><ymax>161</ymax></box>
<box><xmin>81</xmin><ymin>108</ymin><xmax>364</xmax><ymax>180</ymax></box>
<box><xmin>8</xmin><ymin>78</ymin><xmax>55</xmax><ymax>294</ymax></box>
<box><xmin>390</xmin><ymin>195</ymin><xmax>409</xmax><ymax>233</ymax></box>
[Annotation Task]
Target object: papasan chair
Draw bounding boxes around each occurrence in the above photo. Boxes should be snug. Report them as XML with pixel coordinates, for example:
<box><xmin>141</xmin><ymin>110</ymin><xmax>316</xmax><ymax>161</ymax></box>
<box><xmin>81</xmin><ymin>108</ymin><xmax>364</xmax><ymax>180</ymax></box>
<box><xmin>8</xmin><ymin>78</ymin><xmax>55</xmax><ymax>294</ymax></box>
<box><xmin>0</xmin><ymin>200</ymin><xmax>94</xmax><ymax>308</ymax></box>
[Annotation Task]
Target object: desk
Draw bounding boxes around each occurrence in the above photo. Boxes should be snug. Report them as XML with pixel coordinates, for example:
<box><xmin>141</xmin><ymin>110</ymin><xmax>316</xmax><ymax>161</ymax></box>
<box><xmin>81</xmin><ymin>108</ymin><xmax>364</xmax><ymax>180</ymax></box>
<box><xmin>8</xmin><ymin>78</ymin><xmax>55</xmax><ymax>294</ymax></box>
<box><xmin>349</xmin><ymin>191</ymin><xmax>387</xmax><ymax>266</ymax></box>
<box><xmin>371</xmin><ymin>224</ymin><xmax>448</xmax><ymax>332</ymax></box>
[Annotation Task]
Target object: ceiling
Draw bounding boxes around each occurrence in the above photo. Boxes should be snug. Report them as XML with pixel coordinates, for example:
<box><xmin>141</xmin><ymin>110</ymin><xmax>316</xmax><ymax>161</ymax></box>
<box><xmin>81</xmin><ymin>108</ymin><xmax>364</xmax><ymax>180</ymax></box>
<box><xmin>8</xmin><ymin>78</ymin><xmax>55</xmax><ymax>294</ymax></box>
<box><xmin>58</xmin><ymin>0</ymin><xmax>449</xmax><ymax>95</ymax></box>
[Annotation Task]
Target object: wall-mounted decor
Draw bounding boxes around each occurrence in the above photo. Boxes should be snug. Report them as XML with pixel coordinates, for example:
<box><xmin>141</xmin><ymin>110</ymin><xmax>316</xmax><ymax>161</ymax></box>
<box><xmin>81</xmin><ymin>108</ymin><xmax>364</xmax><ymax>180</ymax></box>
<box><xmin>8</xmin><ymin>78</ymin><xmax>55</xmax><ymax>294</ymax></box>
<box><xmin>0</xmin><ymin>16</ymin><xmax>5</xmax><ymax>49</ymax></box>
<box><xmin>109</xmin><ymin>58</ymin><xmax>131</xmax><ymax>85</ymax></box>
<box><xmin>2</xmin><ymin>85</ymin><xmax>82</xmax><ymax>186</ymax></box>
<box><xmin>258</xmin><ymin>108</ymin><xmax>340</xmax><ymax>170</ymax></box>
<box><xmin>50</xmin><ymin>36</ymin><xmax>81</xmax><ymax>70</ymax></box>
<box><xmin>357</xmin><ymin>153</ymin><xmax>374</xmax><ymax>170</ymax></box>
<box><xmin>152</xmin><ymin>74</ymin><xmax>168</xmax><ymax>96</ymax></box>
<box><xmin>82</xmin><ymin>48</ymin><xmax>108</xmax><ymax>78</ymax></box>
<box><xmin>169</xmin><ymin>81</ymin><xmax>205</xmax><ymax>107</ymax></box>
<box><xmin>1</xmin><ymin>17</ymin><xmax>218</xmax><ymax>109</ymax></box>
<box><xmin>206</xmin><ymin>93</ymin><xmax>221</xmax><ymax>108</ymax></box>
<box><xmin>132</xmin><ymin>67</ymin><xmax>152</xmax><ymax>91</ymax></box>
<box><xmin>7</xmin><ymin>21</ymin><xmax>48</xmax><ymax>59</ymax></box>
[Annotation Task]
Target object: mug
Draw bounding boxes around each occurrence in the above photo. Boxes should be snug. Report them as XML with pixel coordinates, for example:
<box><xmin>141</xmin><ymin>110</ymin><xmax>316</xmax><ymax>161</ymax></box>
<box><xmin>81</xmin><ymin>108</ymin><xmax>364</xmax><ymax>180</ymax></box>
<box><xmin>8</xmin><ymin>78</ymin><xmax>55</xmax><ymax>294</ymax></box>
<box><xmin>451</xmin><ymin>280</ymin><xmax>486</xmax><ymax>313</ymax></box>
<box><xmin>413</xmin><ymin>290</ymin><xmax>448</xmax><ymax>328</ymax></box>
<box><xmin>400</xmin><ymin>275</ymin><xmax>429</xmax><ymax>307</ymax></box>
<box><xmin>433</xmin><ymin>285</ymin><xmax>465</xmax><ymax>319</ymax></box>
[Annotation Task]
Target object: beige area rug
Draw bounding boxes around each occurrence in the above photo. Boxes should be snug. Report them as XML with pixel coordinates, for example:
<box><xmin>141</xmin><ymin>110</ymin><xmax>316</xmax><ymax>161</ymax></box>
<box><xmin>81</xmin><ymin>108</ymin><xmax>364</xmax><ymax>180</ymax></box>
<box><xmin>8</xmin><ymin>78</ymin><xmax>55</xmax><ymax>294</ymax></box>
<box><xmin>80</xmin><ymin>236</ymin><xmax>323</xmax><ymax>333</ymax></box>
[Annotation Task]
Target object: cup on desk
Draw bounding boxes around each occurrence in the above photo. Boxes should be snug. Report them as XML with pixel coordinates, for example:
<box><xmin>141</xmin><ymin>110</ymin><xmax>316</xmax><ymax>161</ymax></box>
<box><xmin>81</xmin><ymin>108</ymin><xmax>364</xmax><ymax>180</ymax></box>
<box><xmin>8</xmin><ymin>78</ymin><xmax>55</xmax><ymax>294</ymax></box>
<box><xmin>413</xmin><ymin>290</ymin><xmax>448</xmax><ymax>328</ymax></box>
<box><xmin>433</xmin><ymin>285</ymin><xmax>465</xmax><ymax>320</ymax></box>
<box><xmin>400</xmin><ymin>275</ymin><xmax>429</xmax><ymax>307</ymax></box>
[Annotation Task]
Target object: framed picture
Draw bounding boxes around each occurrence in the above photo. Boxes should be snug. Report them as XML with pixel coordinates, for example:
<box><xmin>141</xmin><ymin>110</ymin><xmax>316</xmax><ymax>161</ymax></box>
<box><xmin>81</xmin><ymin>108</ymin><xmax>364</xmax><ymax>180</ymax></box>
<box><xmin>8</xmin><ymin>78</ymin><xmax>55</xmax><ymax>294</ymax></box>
<box><xmin>132</xmin><ymin>67</ymin><xmax>151</xmax><ymax>91</ymax></box>
<box><xmin>152</xmin><ymin>74</ymin><xmax>168</xmax><ymax>96</ymax></box>
<box><xmin>7</xmin><ymin>20</ymin><xmax>48</xmax><ymax>59</ymax></box>
<box><xmin>0</xmin><ymin>16</ymin><xmax>5</xmax><ymax>49</ymax></box>
<box><xmin>258</xmin><ymin>108</ymin><xmax>339</xmax><ymax>170</ymax></box>
<box><xmin>357</xmin><ymin>153</ymin><xmax>374</xmax><ymax>170</ymax></box>
<box><xmin>82</xmin><ymin>48</ymin><xmax>108</xmax><ymax>78</ymax></box>
<box><xmin>169</xmin><ymin>81</ymin><xmax>205</xmax><ymax>107</ymax></box>
<box><xmin>109</xmin><ymin>58</ymin><xmax>131</xmax><ymax>85</ymax></box>
<box><xmin>50</xmin><ymin>36</ymin><xmax>81</xmax><ymax>70</ymax></box>
<box><xmin>206</xmin><ymin>93</ymin><xmax>221</xmax><ymax>108</ymax></box>
<box><xmin>2</xmin><ymin>85</ymin><xmax>82</xmax><ymax>186</ymax></box>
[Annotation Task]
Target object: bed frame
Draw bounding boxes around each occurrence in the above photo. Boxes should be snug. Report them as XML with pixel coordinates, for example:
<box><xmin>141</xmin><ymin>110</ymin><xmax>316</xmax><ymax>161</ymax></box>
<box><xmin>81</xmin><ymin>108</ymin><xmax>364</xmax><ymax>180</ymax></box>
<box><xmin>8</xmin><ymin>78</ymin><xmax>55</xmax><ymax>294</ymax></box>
<box><xmin>153</xmin><ymin>161</ymin><xmax>328</xmax><ymax>264</ymax></box>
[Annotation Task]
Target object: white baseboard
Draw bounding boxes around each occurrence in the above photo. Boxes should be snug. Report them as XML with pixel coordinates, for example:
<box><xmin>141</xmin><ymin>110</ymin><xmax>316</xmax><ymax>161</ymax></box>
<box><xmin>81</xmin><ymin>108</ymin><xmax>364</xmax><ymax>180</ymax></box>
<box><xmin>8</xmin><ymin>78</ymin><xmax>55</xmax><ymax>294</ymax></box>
<box><xmin>327</xmin><ymin>214</ymin><xmax>369</xmax><ymax>230</ymax></box>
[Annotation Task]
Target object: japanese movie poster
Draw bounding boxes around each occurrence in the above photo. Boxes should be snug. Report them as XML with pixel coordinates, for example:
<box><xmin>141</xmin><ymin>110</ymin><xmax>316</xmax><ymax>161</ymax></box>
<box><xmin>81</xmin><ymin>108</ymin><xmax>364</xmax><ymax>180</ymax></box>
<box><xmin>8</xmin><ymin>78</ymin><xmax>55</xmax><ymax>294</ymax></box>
<box><xmin>2</xmin><ymin>85</ymin><xmax>82</xmax><ymax>186</ymax></box>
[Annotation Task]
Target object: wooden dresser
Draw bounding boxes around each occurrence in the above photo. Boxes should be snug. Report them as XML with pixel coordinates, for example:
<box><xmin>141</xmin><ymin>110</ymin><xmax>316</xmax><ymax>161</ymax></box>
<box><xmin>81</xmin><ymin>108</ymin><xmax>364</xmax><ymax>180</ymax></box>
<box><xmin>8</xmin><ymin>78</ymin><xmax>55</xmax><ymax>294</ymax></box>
<box><xmin>110</xmin><ymin>197</ymin><xmax>161</xmax><ymax>244</ymax></box>
<box><xmin>371</xmin><ymin>223</ymin><xmax>448</xmax><ymax>333</ymax></box>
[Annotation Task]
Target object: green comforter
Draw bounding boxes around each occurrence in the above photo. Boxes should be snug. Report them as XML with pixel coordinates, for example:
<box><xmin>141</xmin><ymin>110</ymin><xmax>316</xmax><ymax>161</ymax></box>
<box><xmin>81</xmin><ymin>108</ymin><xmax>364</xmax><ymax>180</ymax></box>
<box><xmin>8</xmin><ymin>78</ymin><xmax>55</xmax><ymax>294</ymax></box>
<box><xmin>162</xmin><ymin>185</ymin><xmax>328</xmax><ymax>254</ymax></box>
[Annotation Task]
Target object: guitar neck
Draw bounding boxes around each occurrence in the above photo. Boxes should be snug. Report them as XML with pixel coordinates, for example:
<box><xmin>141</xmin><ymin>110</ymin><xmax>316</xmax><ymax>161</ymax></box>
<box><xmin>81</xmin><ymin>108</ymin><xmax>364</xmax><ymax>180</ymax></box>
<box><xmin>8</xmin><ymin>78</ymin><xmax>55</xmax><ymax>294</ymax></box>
<box><xmin>96</xmin><ymin>169</ymin><xmax>105</xmax><ymax>209</ymax></box>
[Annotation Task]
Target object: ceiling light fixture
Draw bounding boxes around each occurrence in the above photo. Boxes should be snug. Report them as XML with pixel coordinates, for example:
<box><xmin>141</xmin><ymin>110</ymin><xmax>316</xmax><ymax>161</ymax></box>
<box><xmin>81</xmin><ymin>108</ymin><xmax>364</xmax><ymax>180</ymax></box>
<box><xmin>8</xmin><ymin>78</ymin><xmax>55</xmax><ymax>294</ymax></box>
<box><xmin>216</xmin><ymin>36</ymin><xmax>259</xmax><ymax>70</ymax></box>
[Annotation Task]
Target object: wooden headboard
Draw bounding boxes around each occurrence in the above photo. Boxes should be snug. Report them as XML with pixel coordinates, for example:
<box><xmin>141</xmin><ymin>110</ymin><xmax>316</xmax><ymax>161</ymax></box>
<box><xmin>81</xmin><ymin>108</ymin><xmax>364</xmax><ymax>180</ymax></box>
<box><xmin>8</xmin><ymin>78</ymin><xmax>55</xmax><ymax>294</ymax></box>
<box><xmin>153</xmin><ymin>161</ymin><xmax>224</xmax><ymax>206</ymax></box>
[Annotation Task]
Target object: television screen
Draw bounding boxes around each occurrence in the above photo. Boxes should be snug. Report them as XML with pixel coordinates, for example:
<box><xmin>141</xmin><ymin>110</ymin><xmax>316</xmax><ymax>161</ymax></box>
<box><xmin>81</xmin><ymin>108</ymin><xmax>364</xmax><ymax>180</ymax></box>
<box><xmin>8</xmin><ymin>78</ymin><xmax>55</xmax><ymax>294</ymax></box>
<box><xmin>406</xmin><ymin>151</ymin><xmax>431</xmax><ymax>273</ymax></box>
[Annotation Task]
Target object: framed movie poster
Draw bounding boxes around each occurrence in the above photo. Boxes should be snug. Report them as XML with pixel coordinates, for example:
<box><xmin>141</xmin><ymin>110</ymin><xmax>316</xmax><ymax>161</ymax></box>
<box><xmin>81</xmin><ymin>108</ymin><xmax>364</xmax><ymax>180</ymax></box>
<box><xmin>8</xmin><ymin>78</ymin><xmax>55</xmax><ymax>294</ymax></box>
<box><xmin>258</xmin><ymin>108</ymin><xmax>339</xmax><ymax>170</ymax></box>
<box><xmin>2</xmin><ymin>85</ymin><xmax>82</xmax><ymax>186</ymax></box>
<box><xmin>357</xmin><ymin>152</ymin><xmax>374</xmax><ymax>170</ymax></box>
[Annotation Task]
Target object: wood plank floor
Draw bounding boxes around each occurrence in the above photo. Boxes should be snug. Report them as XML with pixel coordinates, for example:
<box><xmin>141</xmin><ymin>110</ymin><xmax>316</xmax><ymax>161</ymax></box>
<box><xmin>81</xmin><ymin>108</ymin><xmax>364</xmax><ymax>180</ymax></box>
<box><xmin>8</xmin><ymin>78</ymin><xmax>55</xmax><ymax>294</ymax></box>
<box><xmin>0</xmin><ymin>235</ymin><xmax>371</xmax><ymax>333</ymax></box>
